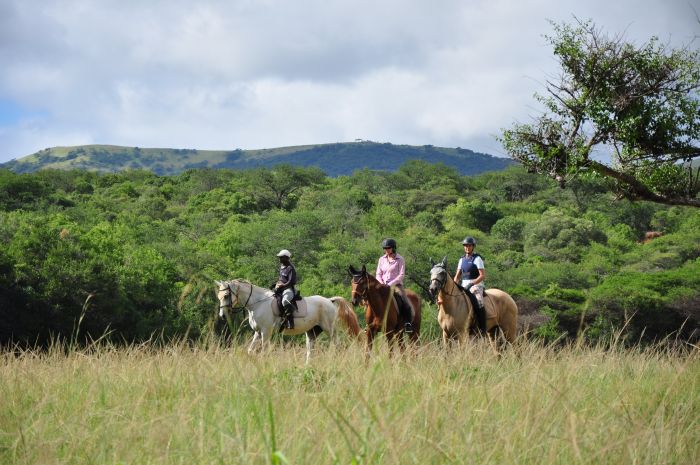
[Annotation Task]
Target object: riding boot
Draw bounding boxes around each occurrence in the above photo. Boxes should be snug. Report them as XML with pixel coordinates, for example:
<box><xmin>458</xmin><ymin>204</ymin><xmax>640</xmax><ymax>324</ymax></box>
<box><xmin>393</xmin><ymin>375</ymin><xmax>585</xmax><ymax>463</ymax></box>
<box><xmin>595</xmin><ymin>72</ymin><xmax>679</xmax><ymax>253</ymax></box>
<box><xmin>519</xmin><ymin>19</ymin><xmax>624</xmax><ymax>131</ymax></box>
<box><xmin>397</xmin><ymin>296</ymin><xmax>414</xmax><ymax>333</ymax></box>
<box><xmin>475</xmin><ymin>304</ymin><xmax>486</xmax><ymax>333</ymax></box>
<box><xmin>283</xmin><ymin>304</ymin><xmax>295</xmax><ymax>330</ymax></box>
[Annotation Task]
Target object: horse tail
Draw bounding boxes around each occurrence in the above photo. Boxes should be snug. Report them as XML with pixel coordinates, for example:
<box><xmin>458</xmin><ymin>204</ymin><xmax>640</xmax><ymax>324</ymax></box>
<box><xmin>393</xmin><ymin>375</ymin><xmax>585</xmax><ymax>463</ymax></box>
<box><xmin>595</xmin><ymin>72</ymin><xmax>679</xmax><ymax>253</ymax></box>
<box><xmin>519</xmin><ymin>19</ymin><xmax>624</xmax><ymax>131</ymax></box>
<box><xmin>501</xmin><ymin>293</ymin><xmax>519</xmax><ymax>343</ymax></box>
<box><xmin>330</xmin><ymin>296</ymin><xmax>361</xmax><ymax>337</ymax></box>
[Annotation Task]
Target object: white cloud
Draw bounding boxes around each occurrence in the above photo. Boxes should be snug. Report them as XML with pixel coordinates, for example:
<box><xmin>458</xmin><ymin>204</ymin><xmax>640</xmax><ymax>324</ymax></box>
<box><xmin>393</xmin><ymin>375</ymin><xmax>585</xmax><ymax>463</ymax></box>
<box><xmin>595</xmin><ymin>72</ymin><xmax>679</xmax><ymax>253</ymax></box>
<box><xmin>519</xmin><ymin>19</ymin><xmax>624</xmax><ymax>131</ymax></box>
<box><xmin>0</xmin><ymin>0</ymin><xmax>697</xmax><ymax>162</ymax></box>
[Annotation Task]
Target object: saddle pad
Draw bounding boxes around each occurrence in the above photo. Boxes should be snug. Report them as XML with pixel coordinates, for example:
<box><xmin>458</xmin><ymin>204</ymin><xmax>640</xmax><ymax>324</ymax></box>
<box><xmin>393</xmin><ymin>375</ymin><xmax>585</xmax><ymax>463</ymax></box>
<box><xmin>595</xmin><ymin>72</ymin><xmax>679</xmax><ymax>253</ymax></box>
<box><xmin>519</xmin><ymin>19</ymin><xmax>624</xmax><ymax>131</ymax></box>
<box><xmin>273</xmin><ymin>298</ymin><xmax>308</xmax><ymax>318</ymax></box>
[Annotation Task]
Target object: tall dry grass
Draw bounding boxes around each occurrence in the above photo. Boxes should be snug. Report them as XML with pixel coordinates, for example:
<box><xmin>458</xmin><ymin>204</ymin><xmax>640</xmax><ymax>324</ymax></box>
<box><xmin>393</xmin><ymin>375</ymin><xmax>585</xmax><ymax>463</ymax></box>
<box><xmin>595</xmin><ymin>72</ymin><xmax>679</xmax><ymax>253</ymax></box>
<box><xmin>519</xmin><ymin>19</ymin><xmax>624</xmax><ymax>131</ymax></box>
<box><xmin>1</xmin><ymin>335</ymin><xmax>698</xmax><ymax>465</ymax></box>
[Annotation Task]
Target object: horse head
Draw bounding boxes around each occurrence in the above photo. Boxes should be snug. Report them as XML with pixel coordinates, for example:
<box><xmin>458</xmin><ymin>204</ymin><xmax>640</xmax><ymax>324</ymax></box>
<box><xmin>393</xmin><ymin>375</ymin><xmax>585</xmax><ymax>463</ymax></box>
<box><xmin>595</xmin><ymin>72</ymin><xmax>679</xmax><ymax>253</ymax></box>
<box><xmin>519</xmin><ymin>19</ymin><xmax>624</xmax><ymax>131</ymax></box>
<box><xmin>348</xmin><ymin>264</ymin><xmax>369</xmax><ymax>306</ymax></box>
<box><xmin>216</xmin><ymin>280</ymin><xmax>232</xmax><ymax>318</ymax></box>
<box><xmin>428</xmin><ymin>256</ymin><xmax>448</xmax><ymax>299</ymax></box>
<box><xmin>216</xmin><ymin>279</ymin><xmax>256</xmax><ymax>318</ymax></box>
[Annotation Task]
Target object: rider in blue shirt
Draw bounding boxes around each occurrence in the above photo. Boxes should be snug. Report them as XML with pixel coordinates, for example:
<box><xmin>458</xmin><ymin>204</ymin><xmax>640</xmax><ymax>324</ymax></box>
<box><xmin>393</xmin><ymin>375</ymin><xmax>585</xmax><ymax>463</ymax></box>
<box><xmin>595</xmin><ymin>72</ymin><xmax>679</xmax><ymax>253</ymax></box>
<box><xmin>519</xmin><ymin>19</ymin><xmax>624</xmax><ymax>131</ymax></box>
<box><xmin>453</xmin><ymin>236</ymin><xmax>486</xmax><ymax>331</ymax></box>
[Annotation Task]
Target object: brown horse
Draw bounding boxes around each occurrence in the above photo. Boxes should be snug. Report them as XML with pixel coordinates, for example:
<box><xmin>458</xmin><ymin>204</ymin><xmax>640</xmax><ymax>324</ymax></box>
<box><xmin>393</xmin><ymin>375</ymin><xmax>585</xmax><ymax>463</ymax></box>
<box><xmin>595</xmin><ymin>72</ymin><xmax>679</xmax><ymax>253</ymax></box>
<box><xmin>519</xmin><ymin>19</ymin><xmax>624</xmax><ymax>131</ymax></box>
<box><xmin>428</xmin><ymin>258</ymin><xmax>518</xmax><ymax>346</ymax></box>
<box><xmin>349</xmin><ymin>265</ymin><xmax>421</xmax><ymax>355</ymax></box>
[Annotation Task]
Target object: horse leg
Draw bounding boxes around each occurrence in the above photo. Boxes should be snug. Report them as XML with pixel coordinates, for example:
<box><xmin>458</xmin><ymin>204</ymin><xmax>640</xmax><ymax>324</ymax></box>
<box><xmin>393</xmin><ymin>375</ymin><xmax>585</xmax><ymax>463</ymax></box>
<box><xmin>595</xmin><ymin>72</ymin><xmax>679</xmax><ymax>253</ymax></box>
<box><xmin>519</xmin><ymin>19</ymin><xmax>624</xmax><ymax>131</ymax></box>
<box><xmin>493</xmin><ymin>325</ymin><xmax>512</xmax><ymax>351</ymax></box>
<box><xmin>458</xmin><ymin>328</ymin><xmax>469</xmax><ymax>347</ymax></box>
<box><xmin>248</xmin><ymin>331</ymin><xmax>261</xmax><ymax>355</ymax></box>
<box><xmin>501</xmin><ymin>319</ymin><xmax>517</xmax><ymax>344</ymax></box>
<box><xmin>305</xmin><ymin>326</ymin><xmax>323</xmax><ymax>365</ymax></box>
<box><xmin>397</xmin><ymin>330</ymin><xmax>407</xmax><ymax>353</ymax></box>
<box><xmin>485</xmin><ymin>325</ymin><xmax>503</xmax><ymax>357</ymax></box>
<box><xmin>320</xmin><ymin>309</ymin><xmax>335</xmax><ymax>341</ymax></box>
<box><xmin>386</xmin><ymin>330</ymin><xmax>401</xmax><ymax>355</ymax></box>
<box><xmin>305</xmin><ymin>333</ymin><xmax>314</xmax><ymax>365</ymax></box>
<box><xmin>365</xmin><ymin>328</ymin><xmax>376</xmax><ymax>362</ymax></box>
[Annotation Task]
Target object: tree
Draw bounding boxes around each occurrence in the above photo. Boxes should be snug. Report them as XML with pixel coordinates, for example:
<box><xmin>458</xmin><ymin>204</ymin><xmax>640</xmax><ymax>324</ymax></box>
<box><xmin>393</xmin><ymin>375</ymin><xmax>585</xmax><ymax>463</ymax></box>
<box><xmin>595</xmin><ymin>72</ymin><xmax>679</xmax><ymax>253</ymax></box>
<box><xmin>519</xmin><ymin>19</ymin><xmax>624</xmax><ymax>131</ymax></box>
<box><xmin>244</xmin><ymin>165</ymin><xmax>326</xmax><ymax>210</ymax></box>
<box><xmin>500</xmin><ymin>19</ymin><xmax>700</xmax><ymax>207</ymax></box>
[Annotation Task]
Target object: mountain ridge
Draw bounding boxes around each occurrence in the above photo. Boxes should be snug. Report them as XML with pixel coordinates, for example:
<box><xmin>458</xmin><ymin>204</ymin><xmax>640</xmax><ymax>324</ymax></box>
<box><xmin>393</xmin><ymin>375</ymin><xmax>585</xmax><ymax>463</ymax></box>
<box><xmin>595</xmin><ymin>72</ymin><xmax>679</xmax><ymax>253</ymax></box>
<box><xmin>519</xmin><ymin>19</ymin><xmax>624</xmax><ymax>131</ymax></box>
<box><xmin>1</xmin><ymin>141</ymin><xmax>515</xmax><ymax>176</ymax></box>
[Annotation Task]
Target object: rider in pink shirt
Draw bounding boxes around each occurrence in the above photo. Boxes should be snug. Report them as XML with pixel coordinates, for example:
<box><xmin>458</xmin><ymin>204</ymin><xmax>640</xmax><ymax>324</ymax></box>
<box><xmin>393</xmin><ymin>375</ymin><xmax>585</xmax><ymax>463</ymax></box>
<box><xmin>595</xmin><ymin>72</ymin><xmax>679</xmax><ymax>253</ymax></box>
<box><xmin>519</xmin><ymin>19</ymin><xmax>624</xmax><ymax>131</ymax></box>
<box><xmin>376</xmin><ymin>250</ymin><xmax>405</xmax><ymax>287</ymax></box>
<box><xmin>376</xmin><ymin>238</ymin><xmax>414</xmax><ymax>333</ymax></box>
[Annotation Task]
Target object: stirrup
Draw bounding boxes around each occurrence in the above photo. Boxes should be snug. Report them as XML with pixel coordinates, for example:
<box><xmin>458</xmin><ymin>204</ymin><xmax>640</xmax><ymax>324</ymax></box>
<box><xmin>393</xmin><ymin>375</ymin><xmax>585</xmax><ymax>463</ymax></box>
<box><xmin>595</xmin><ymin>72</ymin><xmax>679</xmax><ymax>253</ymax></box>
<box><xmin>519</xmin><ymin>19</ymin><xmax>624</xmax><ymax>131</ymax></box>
<box><xmin>280</xmin><ymin>316</ymin><xmax>293</xmax><ymax>331</ymax></box>
<box><xmin>404</xmin><ymin>322</ymin><xmax>414</xmax><ymax>334</ymax></box>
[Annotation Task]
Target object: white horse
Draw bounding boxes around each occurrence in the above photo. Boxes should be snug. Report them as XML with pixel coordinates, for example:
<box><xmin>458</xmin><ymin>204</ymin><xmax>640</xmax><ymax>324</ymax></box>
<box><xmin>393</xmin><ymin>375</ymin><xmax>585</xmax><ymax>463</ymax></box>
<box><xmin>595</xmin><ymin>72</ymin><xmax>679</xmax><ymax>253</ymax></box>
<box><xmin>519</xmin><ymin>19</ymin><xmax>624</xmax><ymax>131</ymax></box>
<box><xmin>216</xmin><ymin>279</ymin><xmax>360</xmax><ymax>363</ymax></box>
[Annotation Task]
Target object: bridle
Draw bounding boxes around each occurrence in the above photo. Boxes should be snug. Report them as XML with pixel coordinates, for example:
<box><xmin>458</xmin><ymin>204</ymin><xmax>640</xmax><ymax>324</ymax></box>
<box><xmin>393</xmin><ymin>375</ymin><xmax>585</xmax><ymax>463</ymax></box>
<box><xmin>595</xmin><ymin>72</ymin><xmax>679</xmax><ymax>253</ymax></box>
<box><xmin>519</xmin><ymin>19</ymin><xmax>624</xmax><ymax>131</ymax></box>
<box><xmin>430</xmin><ymin>265</ymin><xmax>464</xmax><ymax>298</ymax></box>
<box><xmin>429</xmin><ymin>268</ymin><xmax>446</xmax><ymax>291</ymax></box>
<box><xmin>351</xmin><ymin>272</ymin><xmax>369</xmax><ymax>302</ymax></box>
<box><xmin>218</xmin><ymin>280</ymin><xmax>254</xmax><ymax>314</ymax></box>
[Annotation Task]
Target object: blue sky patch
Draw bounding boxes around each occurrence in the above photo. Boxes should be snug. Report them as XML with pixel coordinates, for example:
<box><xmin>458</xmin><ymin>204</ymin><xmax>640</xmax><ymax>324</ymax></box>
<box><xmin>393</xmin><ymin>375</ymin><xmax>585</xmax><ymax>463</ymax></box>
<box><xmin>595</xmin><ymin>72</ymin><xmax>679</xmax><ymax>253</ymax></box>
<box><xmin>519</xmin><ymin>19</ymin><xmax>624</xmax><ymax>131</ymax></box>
<box><xmin>0</xmin><ymin>99</ymin><xmax>47</xmax><ymax>125</ymax></box>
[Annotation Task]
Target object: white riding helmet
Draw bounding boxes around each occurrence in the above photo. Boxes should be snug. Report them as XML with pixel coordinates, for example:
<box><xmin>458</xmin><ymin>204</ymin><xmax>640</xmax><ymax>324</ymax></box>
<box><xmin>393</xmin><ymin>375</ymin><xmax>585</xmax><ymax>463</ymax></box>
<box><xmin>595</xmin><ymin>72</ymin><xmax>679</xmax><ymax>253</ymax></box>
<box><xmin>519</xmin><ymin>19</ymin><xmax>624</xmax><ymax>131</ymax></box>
<box><xmin>276</xmin><ymin>249</ymin><xmax>292</xmax><ymax>258</ymax></box>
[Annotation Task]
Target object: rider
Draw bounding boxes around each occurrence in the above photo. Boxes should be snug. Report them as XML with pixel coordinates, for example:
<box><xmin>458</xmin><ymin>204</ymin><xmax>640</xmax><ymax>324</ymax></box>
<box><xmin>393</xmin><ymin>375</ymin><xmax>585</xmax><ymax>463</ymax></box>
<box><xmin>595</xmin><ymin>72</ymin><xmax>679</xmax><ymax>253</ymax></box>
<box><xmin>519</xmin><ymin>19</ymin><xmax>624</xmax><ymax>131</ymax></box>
<box><xmin>375</xmin><ymin>238</ymin><xmax>414</xmax><ymax>333</ymax></box>
<box><xmin>274</xmin><ymin>249</ymin><xmax>297</xmax><ymax>330</ymax></box>
<box><xmin>453</xmin><ymin>236</ymin><xmax>487</xmax><ymax>332</ymax></box>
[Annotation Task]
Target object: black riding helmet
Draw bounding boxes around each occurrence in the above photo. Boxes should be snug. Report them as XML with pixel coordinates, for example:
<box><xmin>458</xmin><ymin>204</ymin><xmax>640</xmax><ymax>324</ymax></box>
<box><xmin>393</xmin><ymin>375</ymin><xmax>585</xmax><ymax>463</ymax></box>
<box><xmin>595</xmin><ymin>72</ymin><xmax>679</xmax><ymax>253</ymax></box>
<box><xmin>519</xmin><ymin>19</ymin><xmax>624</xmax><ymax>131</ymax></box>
<box><xmin>461</xmin><ymin>236</ymin><xmax>477</xmax><ymax>246</ymax></box>
<box><xmin>381</xmin><ymin>238</ymin><xmax>397</xmax><ymax>249</ymax></box>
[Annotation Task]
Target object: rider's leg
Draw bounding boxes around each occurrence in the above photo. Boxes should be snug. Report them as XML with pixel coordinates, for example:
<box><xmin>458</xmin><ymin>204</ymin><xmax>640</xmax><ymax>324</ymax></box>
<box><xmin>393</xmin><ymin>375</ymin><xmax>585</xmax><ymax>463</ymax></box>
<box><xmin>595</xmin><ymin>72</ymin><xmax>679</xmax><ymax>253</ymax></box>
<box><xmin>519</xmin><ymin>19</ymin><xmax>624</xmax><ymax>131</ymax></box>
<box><xmin>395</xmin><ymin>286</ymin><xmax>414</xmax><ymax>333</ymax></box>
<box><xmin>472</xmin><ymin>286</ymin><xmax>486</xmax><ymax>332</ymax></box>
<box><xmin>281</xmin><ymin>288</ymin><xmax>295</xmax><ymax>330</ymax></box>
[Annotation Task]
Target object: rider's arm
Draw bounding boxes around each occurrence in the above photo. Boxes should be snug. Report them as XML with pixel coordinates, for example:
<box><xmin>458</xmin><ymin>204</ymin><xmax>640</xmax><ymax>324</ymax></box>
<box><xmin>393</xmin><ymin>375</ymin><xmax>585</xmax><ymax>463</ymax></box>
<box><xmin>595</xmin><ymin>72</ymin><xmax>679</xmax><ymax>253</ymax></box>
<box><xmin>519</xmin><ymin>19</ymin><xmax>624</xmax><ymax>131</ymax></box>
<box><xmin>471</xmin><ymin>268</ymin><xmax>485</xmax><ymax>286</ymax></box>
<box><xmin>375</xmin><ymin>258</ymin><xmax>384</xmax><ymax>283</ymax></box>
<box><xmin>470</xmin><ymin>257</ymin><xmax>485</xmax><ymax>286</ymax></box>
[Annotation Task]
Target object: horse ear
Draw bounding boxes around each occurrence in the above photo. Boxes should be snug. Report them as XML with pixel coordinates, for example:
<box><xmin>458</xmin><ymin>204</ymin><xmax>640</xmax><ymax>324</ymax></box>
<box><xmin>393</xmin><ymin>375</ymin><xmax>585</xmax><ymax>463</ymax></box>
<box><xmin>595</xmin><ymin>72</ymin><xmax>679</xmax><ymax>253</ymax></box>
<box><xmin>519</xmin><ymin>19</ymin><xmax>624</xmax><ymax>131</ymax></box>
<box><xmin>430</xmin><ymin>257</ymin><xmax>435</xmax><ymax>266</ymax></box>
<box><xmin>348</xmin><ymin>265</ymin><xmax>356</xmax><ymax>275</ymax></box>
<box><xmin>361</xmin><ymin>264</ymin><xmax>367</xmax><ymax>274</ymax></box>
<box><xmin>441</xmin><ymin>256</ymin><xmax>447</xmax><ymax>267</ymax></box>
<box><xmin>215</xmin><ymin>280</ymin><xmax>222</xmax><ymax>286</ymax></box>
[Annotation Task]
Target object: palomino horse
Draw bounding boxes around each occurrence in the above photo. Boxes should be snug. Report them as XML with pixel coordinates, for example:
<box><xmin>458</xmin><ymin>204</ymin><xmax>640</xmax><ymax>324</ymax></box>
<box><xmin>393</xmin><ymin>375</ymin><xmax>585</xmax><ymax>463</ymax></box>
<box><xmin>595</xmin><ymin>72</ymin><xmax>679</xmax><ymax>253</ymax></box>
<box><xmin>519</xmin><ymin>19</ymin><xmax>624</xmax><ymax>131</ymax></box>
<box><xmin>428</xmin><ymin>258</ymin><xmax>518</xmax><ymax>346</ymax></box>
<box><xmin>348</xmin><ymin>265</ymin><xmax>421</xmax><ymax>355</ymax></box>
<box><xmin>216</xmin><ymin>279</ymin><xmax>360</xmax><ymax>363</ymax></box>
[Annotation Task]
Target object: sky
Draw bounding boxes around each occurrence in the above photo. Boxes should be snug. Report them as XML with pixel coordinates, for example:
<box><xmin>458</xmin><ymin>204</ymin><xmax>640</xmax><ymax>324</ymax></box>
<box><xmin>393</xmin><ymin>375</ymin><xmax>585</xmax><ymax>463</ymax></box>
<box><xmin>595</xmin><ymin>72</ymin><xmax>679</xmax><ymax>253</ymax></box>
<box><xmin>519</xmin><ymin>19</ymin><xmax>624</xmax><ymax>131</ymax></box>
<box><xmin>0</xmin><ymin>0</ymin><xmax>698</xmax><ymax>163</ymax></box>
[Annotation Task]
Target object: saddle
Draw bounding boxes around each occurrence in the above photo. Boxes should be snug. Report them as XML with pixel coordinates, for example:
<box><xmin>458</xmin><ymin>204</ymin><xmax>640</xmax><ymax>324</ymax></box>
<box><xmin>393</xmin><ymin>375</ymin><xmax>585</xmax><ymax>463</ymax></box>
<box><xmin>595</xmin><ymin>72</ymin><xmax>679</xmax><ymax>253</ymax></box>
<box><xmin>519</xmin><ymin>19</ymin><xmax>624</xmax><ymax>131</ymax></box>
<box><xmin>393</xmin><ymin>293</ymin><xmax>412</xmax><ymax>315</ymax></box>
<box><xmin>273</xmin><ymin>291</ymin><xmax>308</xmax><ymax>317</ymax></box>
<box><xmin>455</xmin><ymin>283</ymin><xmax>486</xmax><ymax>332</ymax></box>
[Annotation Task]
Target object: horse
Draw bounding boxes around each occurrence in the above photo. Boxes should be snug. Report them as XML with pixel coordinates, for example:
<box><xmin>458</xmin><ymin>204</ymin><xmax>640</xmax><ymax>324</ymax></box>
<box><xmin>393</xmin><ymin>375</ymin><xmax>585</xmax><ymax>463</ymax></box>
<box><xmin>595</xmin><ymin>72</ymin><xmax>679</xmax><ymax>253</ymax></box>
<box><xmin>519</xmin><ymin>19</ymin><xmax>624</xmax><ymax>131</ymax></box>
<box><xmin>348</xmin><ymin>265</ymin><xmax>422</xmax><ymax>356</ymax></box>
<box><xmin>428</xmin><ymin>257</ymin><xmax>518</xmax><ymax>347</ymax></box>
<box><xmin>216</xmin><ymin>279</ymin><xmax>360</xmax><ymax>364</ymax></box>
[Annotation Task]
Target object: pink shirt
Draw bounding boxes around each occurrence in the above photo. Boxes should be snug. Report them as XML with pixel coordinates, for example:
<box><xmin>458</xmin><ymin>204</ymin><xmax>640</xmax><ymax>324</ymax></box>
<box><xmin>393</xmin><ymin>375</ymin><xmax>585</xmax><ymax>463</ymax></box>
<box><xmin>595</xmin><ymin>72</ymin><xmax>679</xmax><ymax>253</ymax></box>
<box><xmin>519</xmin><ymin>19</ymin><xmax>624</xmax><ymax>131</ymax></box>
<box><xmin>376</xmin><ymin>253</ymin><xmax>405</xmax><ymax>287</ymax></box>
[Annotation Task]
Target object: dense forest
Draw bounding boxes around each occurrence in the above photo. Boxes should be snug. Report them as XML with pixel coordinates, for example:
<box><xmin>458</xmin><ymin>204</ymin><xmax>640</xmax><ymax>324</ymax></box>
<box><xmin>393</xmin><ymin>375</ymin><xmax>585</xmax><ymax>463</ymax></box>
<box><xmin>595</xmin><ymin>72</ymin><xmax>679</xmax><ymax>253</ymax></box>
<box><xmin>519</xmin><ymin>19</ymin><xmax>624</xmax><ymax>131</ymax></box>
<box><xmin>1</xmin><ymin>162</ymin><xmax>698</xmax><ymax>347</ymax></box>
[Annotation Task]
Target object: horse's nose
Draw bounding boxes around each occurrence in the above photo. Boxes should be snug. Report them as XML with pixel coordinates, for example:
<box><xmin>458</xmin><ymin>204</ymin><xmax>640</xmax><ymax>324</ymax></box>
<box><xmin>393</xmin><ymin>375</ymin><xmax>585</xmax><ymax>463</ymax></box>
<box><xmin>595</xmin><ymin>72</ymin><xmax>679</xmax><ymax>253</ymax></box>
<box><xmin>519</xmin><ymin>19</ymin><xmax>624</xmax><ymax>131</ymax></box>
<box><xmin>351</xmin><ymin>296</ymin><xmax>359</xmax><ymax>306</ymax></box>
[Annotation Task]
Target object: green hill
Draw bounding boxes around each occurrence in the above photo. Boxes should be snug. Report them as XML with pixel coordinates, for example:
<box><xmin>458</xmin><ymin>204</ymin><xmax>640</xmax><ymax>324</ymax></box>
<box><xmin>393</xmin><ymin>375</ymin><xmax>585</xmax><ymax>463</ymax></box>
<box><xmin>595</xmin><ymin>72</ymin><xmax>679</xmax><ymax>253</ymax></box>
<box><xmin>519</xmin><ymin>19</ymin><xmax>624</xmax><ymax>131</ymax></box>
<box><xmin>1</xmin><ymin>142</ymin><xmax>514</xmax><ymax>176</ymax></box>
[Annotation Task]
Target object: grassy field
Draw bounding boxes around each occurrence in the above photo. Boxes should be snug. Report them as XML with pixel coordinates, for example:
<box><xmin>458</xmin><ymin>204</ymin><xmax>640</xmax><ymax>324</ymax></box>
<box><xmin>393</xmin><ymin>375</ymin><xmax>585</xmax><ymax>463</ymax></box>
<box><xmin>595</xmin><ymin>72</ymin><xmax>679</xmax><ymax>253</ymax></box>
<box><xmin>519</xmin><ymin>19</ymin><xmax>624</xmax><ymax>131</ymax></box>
<box><xmin>1</xmin><ymin>336</ymin><xmax>698</xmax><ymax>465</ymax></box>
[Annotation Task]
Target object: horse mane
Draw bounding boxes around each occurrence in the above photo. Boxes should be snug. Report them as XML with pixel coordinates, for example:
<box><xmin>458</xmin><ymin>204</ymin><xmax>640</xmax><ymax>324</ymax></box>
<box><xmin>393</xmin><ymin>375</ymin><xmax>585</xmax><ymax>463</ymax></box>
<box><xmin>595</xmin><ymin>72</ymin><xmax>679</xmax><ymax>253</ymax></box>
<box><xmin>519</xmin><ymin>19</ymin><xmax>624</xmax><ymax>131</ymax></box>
<box><xmin>365</xmin><ymin>272</ymin><xmax>396</xmax><ymax>303</ymax></box>
<box><xmin>230</xmin><ymin>278</ymin><xmax>276</xmax><ymax>296</ymax></box>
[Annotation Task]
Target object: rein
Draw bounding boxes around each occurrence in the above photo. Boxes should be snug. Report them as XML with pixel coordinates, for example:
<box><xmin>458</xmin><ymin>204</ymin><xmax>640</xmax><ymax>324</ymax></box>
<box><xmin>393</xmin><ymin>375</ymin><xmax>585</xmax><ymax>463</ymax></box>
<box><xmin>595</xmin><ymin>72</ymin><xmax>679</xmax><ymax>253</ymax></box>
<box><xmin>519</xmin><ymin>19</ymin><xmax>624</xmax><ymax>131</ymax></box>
<box><xmin>352</xmin><ymin>272</ymin><xmax>394</xmax><ymax>322</ymax></box>
<box><xmin>432</xmin><ymin>267</ymin><xmax>469</xmax><ymax>298</ymax></box>
<box><xmin>221</xmin><ymin>280</ymin><xmax>272</xmax><ymax>314</ymax></box>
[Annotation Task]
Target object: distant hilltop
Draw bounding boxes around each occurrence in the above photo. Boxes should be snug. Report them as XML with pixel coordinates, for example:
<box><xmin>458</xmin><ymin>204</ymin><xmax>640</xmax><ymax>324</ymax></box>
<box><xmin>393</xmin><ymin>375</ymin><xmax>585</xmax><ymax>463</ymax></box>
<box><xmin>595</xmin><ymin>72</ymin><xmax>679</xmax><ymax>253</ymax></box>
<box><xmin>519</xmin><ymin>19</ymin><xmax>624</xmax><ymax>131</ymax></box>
<box><xmin>1</xmin><ymin>141</ymin><xmax>514</xmax><ymax>176</ymax></box>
